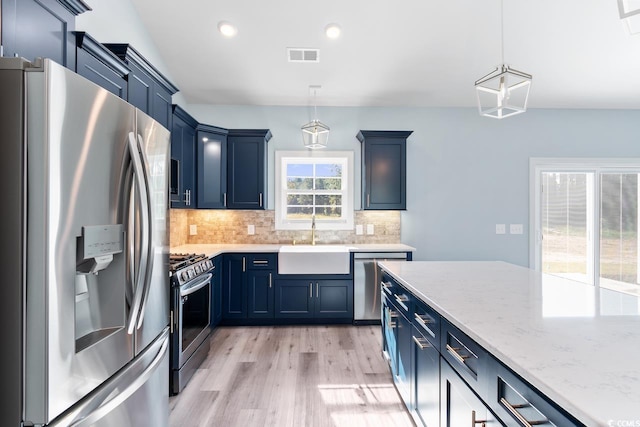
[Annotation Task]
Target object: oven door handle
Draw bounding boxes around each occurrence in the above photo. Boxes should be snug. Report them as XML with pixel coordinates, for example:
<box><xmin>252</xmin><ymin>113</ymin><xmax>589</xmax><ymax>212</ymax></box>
<box><xmin>180</xmin><ymin>273</ymin><xmax>213</xmax><ymax>297</ymax></box>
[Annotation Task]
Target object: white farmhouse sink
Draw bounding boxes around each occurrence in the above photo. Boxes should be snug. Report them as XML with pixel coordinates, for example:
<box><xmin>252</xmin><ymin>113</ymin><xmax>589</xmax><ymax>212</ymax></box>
<box><xmin>278</xmin><ymin>245</ymin><xmax>351</xmax><ymax>275</ymax></box>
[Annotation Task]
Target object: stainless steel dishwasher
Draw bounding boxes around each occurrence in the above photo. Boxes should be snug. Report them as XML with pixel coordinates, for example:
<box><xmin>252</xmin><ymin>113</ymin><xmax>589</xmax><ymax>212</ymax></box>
<box><xmin>353</xmin><ymin>252</ymin><xmax>410</xmax><ymax>323</ymax></box>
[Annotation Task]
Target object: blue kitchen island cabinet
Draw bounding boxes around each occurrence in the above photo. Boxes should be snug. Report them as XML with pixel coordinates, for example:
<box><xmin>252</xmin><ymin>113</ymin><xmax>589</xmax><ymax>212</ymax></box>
<box><xmin>226</xmin><ymin>129</ymin><xmax>271</xmax><ymax>210</ymax></box>
<box><xmin>275</xmin><ymin>279</ymin><xmax>353</xmax><ymax>322</ymax></box>
<box><xmin>358</xmin><ymin>130</ymin><xmax>412</xmax><ymax>210</ymax></box>
<box><xmin>1</xmin><ymin>0</ymin><xmax>90</xmax><ymax>70</ymax></box>
<box><xmin>75</xmin><ymin>32</ymin><xmax>129</xmax><ymax>99</ymax></box>
<box><xmin>170</xmin><ymin>105</ymin><xmax>197</xmax><ymax>208</ymax></box>
<box><xmin>104</xmin><ymin>43</ymin><xmax>178</xmax><ymax>130</ymax></box>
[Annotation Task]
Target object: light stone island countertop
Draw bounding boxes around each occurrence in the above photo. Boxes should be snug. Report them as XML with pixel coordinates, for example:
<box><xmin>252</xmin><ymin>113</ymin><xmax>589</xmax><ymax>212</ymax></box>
<box><xmin>378</xmin><ymin>260</ymin><xmax>640</xmax><ymax>427</ymax></box>
<box><xmin>170</xmin><ymin>243</ymin><xmax>415</xmax><ymax>258</ymax></box>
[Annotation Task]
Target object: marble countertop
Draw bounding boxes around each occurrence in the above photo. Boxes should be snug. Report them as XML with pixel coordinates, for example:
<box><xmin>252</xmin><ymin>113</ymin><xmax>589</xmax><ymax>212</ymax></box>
<box><xmin>378</xmin><ymin>260</ymin><xmax>640</xmax><ymax>427</ymax></box>
<box><xmin>170</xmin><ymin>243</ymin><xmax>415</xmax><ymax>258</ymax></box>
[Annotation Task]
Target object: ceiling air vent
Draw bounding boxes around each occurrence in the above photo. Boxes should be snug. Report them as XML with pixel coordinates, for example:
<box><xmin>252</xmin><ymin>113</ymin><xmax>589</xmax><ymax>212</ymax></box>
<box><xmin>287</xmin><ymin>48</ymin><xmax>320</xmax><ymax>63</ymax></box>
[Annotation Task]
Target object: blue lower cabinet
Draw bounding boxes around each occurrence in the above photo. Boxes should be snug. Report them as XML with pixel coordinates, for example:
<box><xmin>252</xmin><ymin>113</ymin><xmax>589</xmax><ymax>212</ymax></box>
<box><xmin>412</xmin><ymin>326</ymin><xmax>440</xmax><ymax>427</ymax></box>
<box><xmin>275</xmin><ymin>279</ymin><xmax>353</xmax><ymax>320</ymax></box>
<box><xmin>222</xmin><ymin>254</ymin><xmax>247</xmax><ymax>319</ymax></box>
<box><xmin>248</xmin><ymin>270</ymin><xmax>274</xmax><ymax>318</ymax></box>
<box><xmin>440</xmin><ymin>359</ymin><xmax>501</xmax><ymax>427</ymax></box>
<box><xmin>211</xmin><ymin>256</ymin><xmax>222</xmax><ymax>327</ymax></box>
<box><xmin>395</xmin><ymin>305</ymin><xmax>412</xmax><ymax>403</ymax></box>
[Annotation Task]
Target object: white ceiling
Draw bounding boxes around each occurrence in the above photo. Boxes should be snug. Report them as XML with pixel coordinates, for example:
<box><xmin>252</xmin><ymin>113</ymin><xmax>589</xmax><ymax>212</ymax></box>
<box><xmin>130</xmin><ymin>0</ymin><xmax>640</xmax><ymax>109</ymax></box>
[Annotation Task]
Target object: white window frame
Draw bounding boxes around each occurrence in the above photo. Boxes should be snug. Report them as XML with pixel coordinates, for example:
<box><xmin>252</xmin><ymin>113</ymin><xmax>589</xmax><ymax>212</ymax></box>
<box><xmin>275</xmin><ymin>150</ymin><xmax>354</xmax><ymax>231</ymax></box>
<box><xmin>530</xmin><ymin>158</ymin><xmax>640</xmax><ymax>287</ymax></box>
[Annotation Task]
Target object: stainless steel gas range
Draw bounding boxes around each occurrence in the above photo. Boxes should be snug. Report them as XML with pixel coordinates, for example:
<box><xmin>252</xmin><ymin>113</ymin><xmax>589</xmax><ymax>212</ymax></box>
<box><xmin>169</xmin><ymin>253</ymin><xmax>214</xmax><ymax>395</ymax></box>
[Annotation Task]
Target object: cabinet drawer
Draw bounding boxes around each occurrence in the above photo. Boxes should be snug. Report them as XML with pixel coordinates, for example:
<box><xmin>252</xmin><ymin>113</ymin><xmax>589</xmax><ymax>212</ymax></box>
<box><xmin>413</xmin><ymin>299</ymin><xmax>440</xmax><ymax>349</ymax></box>
<box><xmin>381</xmin><ymin>273</ymin><xmax>411</xmax><ymax>316</ymax></box>
<box><xmin>441</xmin><ymin>320</ymin><xmax>488</xmax><ymax>393</ymax></box>
<box><xmin>490</xmin><ymin>360</ymin><xmax>584</xmax><ymax>427</ymax></box>
<box><xmin>247</xmin><ymin>253</ymin><xmax>276</xmax><ymax>270</ymax></box>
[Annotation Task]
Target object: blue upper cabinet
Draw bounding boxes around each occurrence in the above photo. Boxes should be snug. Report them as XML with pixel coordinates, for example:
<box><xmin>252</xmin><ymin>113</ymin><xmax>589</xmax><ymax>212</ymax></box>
<box><xmin>1</xmin><ymin>0</ymin><xmax>91</xmax><ymax>69</ymax></box>
<box><xmin>226</xmin><ymin>129</ymin><xmax>272</xmax><ymax>210</ymax></box>
<box><xmin>358</xmin><ymin>130</ymin><xmax>412</xmax><ymax>210</ymax></box>
<box><xmin>74</xmin><ymin>32</ymin><xmax>129</xmax><ymax>99</ymax></box>
<box><xmin>171</xmin><ymin>105</ymin><xmax>198</xmax><ymax>209</ymax></box>
<box><xmin>197</xmin><ymin>124</ymin><xmax>228</xmax><ymax>209</ymax></box>
<box><xmin>104</xmin><ymin>43</ymin><xmax>178</xmax><ymax>130</ymax></box>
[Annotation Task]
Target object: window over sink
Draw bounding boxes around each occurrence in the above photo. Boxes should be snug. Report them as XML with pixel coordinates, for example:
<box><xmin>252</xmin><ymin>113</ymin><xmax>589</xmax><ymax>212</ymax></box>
<box><xmin>275</xmin><ymin>151</ymin><xmax>354</xmax><ymax>230</ymax></box>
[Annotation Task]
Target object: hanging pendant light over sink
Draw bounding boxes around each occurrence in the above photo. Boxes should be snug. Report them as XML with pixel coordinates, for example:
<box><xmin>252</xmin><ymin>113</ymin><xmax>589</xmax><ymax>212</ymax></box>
<box><xmin>302</xmin><ymin>85</ymin><xmax>329</xmax><ymax>149</ymax></box>
<box><xmin>475</xmin><ymin>0</ymin><xmax>532</xmax><ymax>119</ymax></box>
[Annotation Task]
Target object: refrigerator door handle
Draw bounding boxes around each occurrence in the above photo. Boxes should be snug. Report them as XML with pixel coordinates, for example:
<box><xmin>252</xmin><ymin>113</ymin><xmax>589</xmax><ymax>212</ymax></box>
<box><xmin>134</xmin><ymin>132</ymin><xmax>155</xmax><ymax>329</ymax></box>
<box><xmin>126</xmin><ymin>132</ymin><xmax>151</xmax><ymax>334</ymax></box>
<box><xmin>48</xmin><ymin>328</ymin><xmax>169</xmax><ymax>427</ymax></box>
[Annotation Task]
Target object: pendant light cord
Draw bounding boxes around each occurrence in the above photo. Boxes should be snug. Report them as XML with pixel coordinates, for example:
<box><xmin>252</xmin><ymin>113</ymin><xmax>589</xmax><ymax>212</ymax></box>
<box><xmin>313</xmin><ymin>88</ymin><xmax>318</xmax><ymax>121</ymax></box>
<box><xmin>500</xmin><ymin>0</ymin><xmax>505</xmax><ymax>65</ymax></box>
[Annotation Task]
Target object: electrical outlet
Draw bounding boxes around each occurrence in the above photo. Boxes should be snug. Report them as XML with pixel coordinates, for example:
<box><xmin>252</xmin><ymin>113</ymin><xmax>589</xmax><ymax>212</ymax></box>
<box><xmin>189</xmin><ymin>224</ymin><xmax>197</xmax><ymax>235</ymax></box>
<box><xmin>366</xmin><ymin>224</ymin><xmax>374</xmax><ymax>235</ymax></box>
<box><xmin>510</xmin><ymin>224</ymin><xmax>524</xmax><ymax>235</ymax></box>
<box><xmin>355</xmin><ymin>224</ymin><xmax>364</xmax><ymax>235</ymax></box>
<box><xmin>495</xmin><ymin>224</ymin><xmax>506</xmax><ymax>235</ymax></box>
<box><xmin>247</xmin><ymin>224</ymin><xmax>255</xmax><ymax>235</ymax></box>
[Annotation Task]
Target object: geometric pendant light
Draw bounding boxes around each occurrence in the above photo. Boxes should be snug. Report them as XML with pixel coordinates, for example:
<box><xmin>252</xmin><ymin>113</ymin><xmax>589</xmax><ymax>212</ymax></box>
<box><xmin>302</xmin><ymin>85</ymin><xmax>329</xmax><ymax>149</ymax></box>
<box><xmin>475</xmin><ymin>0</ymin><xmax>532</xmax><ymax>119</ymax></box>
<box><xmin>618</xmin><ymin>0</ymin><xmax>640</xmax><ymax>35</ymax></box>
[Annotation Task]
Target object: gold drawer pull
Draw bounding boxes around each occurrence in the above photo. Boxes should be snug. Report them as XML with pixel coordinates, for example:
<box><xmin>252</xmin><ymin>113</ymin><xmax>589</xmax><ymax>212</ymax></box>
<box><xmin>412</xmin><ymin>335</ymin><xmax>430</xmax><ymax>350</ymax></box>
<box><xmin>446</xmin><ymin>344</ymin><xmax>470</xmax><ymax>365</ymax></box>
<box><xmin>500</xmin><ymin>397</ymin><xmax>549</xmax><ymax>426</ymax></box>
<box><xmin>471</xmin><ymin>410</ymin><xmax>487</xmax><ymax>426</ymax></box>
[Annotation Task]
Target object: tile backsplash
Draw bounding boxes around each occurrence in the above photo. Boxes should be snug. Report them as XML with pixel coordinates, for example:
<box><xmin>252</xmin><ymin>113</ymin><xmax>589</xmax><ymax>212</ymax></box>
<box><xmin>170</xmin><ymin>209</ymin><xmax>400</xmax><ymax>246</ymax></box>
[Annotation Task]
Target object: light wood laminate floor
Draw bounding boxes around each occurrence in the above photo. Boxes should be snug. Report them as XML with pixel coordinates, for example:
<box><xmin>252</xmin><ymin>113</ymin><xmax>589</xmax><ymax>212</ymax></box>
<box><xmin>169</xmin><ymin>325</ymin><xmax>415</xmax><ymax>427</ymax></box>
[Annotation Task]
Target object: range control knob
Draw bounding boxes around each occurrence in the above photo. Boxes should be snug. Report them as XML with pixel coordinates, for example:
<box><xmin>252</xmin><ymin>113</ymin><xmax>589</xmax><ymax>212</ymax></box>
<box><xmin>181</xmin><ymin>271</ymin><xmax>189</xmax><ymax>281</ymax></box>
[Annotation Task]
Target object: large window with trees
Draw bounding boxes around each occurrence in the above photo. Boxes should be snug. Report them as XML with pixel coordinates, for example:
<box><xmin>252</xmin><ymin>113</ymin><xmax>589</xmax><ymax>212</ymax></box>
<box><xmin>275</xmin><ymin>151</ymin><xmax>354</xmax><ymax>231</ymax></box>
<box><xmin>531</xmin><ymin>159</ymin><xmax>640</xmax><ymax>297</ymax></box>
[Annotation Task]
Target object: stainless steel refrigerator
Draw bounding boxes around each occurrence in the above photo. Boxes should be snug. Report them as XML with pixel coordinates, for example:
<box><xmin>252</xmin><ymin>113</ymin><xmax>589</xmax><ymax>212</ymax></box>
<box><xmin>0</xmin><ymin>57</ymin><xmax>170</xmax><ymax>427</ymax></box>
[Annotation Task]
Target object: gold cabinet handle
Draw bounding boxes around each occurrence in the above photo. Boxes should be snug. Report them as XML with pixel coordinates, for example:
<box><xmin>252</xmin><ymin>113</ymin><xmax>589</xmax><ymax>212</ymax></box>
<box><xmin>414</xmin><ymin>313</ymin><xmax>436</xmax><ymax>338</ymax></box>
<box><xmin>446</xmin><ymin>344</ymin><xmax>470</xmax><ymax>366</ymax></box>
<box><xmin>500</xmin><ymin>398</ymin><xmax>548</xmax><ymax>427</ymax></box>
<box><xmin>412</xmin><ymin>335</ymin><xmax>430</xmax><ymax>350</ymax></box>
<box><xmin>471</xmin><ymin>410</ymin><xmax>487</xmax><ymax>427</ymax></box>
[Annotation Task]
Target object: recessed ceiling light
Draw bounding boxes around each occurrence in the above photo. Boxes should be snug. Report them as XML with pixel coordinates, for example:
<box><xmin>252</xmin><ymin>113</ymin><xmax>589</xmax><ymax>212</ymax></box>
<box><xmin>218</xmin><ymin>21</ymin><xmax>237</xmax><ymax>38</ymax></box>
<box><xmin>325</xmin><ymin>23</ymin><xmax>341</xmax><ymax>39</ymax></box>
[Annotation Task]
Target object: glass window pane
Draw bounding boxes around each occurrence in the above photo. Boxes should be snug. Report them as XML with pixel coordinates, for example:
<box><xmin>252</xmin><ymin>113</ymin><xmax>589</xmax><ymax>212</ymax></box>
<box><xmin>541</xmin><ymin>172</ymin><xmax>592</xmax><ymax>284</ymax></box>
<box><xmin>287</xmin><ymin>194</ymin><xmax>313</xmax><ymax>206</ymax></box>
<box><xmin>315</xmin><ymin>195</ymin><xmax>341</xmax><ymax>206</ymax></box>
<box><xmin>315</xmin><ymin>207</ymin><xmax>342</xmax><ymax>219</ymax></box>
<box><xmin>600</xmin><ymin>173</ymin><xmax>639</xmax><ymax>296</ymax></box>
<box><xmin>286</xmin><ymin>206</ymin><xmax>313</xmax><ymax>218</ymax></box>
<box><xmin>287</xmin><ymin>177</ymin><xmax>313</xmax><ymax>190</ymax></box>
<box><xmin>287</xmin><ymin>163</ymin><xmax>313</xmax><ymax>176</ymax></box>
<box><xmin>316</xmin><ymin>163</ymin><xmax>342</xmax><ymax>178</ymax></box>
<box><xmin>315</xmin><ymin>178</ymin><xmax>341</xmax><ymax>190</ymax></box>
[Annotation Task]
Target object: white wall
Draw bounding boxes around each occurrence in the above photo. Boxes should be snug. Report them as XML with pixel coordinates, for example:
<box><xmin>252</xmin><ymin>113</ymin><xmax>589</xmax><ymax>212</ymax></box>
<box><xmin>75</xmin><ymin>0</ymin><xmax>187</xmax><ymax>106</ymax></box>
<box><xmin>187</xmin><ymin>104</ymin><xmax>640</xmax><ymax>266</ymax></box>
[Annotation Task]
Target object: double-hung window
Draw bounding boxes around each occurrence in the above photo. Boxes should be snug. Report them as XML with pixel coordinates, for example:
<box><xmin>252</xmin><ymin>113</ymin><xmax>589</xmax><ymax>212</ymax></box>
<box><xmin>275</xmin><ymin>151</ymin><xmax>354</xmax><ymax>230</ymax></box>
<box><xmin>531</xmin><ymin>158</ymin><xmax>640</xmax><ymax>297</ymax></box>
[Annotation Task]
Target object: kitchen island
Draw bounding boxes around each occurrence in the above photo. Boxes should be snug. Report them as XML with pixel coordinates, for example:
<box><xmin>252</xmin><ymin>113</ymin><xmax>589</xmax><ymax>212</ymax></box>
<box><xmin>378</xmin><ymin>260</ymin><xmax>640</xmax><ymax>427</ymax></box>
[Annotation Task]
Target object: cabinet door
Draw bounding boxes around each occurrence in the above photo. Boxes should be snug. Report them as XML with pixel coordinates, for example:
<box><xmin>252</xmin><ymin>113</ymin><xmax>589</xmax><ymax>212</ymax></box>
<box><xmin>275</xmin><ymin>280</ymin><xmax>313</xmax><ymax>318</ymax></box>
<box><xmin>441</xmin><ymin>359</ymin><xmax>502</xmax><ymax>427</ymax></box>
<box><xmin>358</xmin><ymin>131</ymin><xmax>411</xmax><ymax>210</ymax></box>
<box><xmin>226</xmin><ymin>130</ymin><xmax>270</xmax><ymax>210</ymax></box>
<box><xmin>75</xmin><ymin>33</ymin><xmax>129</xmax><ymax>99</ymax></box>
<box><xmin>413</xmin><ymin>327</ymin><xmax>440</xmax><ymax>427</ymax></box>
<box><xmin>1</xmin><ymin>0</ymin><xmax>88</xmax><ymax>69</ymax></box>
<box><xmin>314</xmin><ymin>280</ymin><xmax>353</xmax><ymax>319</ymax></box>
<box><xmin>248</xmin><ymin>270</ymin><xmax>274</xmax><ymax>318</ymax></box>
<box><xmin>222</xmin><ymin>255</ymin><xmax>247</xmax><ymax>319</ymax></box>
<box><xmin>395</xmin><ymin>308</ymin><xmax>412</xmax><ymax>403</ymax></box>
<box><xmin>126</xmin><ymin>60</ymin><xmax>153</xmax><ymax>115</ymax></box>
<box><xmin>197</xmin><ymin>128</ymin><xmax>228</xmax><ymax>208</ymax></box>
<box><xmin>382</xmin><ymin>294</ymin><xmax>398</xmax><ymax>375</ymax></box>
<box><xmin>152</xmin><ymin>86</ymin><xmax>172</xmax><ymax>130</ymax></box>
<box><xmin>171</xmin><ymin>110</ymin><xmax>197</xmax><ymax>208</ymax></box>
<box><xmin>211</xmin><ymin>256</ymin><xmax>223</xmax><ymax>326</ymax></box>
